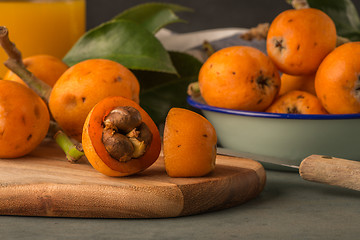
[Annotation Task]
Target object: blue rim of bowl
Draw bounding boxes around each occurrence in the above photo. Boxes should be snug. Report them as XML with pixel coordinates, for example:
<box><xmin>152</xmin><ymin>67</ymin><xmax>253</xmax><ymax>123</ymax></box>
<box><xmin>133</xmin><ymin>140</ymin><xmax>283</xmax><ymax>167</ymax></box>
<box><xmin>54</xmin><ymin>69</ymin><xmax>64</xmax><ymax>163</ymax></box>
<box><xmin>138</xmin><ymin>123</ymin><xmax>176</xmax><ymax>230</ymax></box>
<box><xmin>187</xmin><ymin>96</ymin><xmax>360</xmax><ymax>120</ymax></box>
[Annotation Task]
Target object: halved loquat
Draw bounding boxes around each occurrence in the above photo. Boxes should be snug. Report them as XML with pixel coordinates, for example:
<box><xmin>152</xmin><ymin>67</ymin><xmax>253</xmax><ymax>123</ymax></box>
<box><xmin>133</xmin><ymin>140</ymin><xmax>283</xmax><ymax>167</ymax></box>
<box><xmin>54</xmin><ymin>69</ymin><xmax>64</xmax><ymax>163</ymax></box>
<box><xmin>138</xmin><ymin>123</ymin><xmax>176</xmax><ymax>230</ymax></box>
<box><xmin>163</xmin><ymin>108</ymin><xmax>217</xmax><ymax>177</ymax></box>
<box><xmin>82</xmin><ymin>96</ymin><xmax>161</xmax><ymax>177</ymax></box>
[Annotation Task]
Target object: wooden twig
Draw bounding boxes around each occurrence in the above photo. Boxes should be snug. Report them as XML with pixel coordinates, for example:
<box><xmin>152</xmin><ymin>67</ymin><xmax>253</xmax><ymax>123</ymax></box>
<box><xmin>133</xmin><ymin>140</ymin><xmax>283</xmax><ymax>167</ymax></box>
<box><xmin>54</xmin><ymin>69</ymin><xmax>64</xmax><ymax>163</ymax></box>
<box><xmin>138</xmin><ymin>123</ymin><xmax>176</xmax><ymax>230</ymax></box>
<box><xmin>0</xmin><ymin>26</ymin><xmax>52</xmax><ymax>103</ymax></box>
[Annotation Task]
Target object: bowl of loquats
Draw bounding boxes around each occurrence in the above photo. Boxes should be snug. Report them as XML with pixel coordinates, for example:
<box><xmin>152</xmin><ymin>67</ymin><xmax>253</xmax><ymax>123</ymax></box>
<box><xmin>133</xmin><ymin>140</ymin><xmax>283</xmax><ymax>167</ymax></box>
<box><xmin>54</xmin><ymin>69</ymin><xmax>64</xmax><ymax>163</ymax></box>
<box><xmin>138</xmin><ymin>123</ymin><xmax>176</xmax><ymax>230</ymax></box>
<box><xmin>187</xmin><ymin>8</ymin><xmax>360</xmax><ymax>170</ymax></box>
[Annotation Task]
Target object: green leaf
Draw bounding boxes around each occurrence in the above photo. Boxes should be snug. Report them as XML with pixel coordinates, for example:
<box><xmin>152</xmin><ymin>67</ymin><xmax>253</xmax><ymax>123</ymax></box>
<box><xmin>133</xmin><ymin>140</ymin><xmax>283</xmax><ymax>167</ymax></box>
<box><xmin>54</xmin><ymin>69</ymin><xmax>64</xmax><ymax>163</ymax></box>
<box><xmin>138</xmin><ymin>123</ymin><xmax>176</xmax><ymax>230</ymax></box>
<box><xmin>114</xmin><ymin>3</ymin><xmax>192</xmax><ymax>34</ymax></box>
<box><xmin>307</xmin><ymin>0</ymin><xmax>360</xmax><ymax>41</ymax></box>
<box><xmin>63</xmin><ymin>19</ymin><xmax>177</xmax><ymax>74</ymax></box>
<box><xmin>140</xmin><ymin>78</ymin><xmax>194</xmax><ymax>126</ymax></box>
<box><xmin>168</xmin><ymin>51</ymin><xmax>203</xmax><ymax>78</ymax></box>
<box><xmin>135</xmin><ymin>50</ymin><xmax>203</xmax><ymax>91</ymax></box>
<box><xmin>138</xmin><ymin>51</ymin><xmax>202</xmax><ymax>125</ymax></box>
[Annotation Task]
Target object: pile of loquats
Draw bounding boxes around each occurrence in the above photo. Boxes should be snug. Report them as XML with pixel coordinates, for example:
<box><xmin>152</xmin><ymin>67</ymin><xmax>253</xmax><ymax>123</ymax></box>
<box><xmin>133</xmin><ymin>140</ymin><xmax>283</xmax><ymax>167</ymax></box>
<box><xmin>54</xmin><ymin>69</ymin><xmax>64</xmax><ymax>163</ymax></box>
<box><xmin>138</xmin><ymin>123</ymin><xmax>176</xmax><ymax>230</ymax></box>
<box><xmin>0</xmin><ymin>32</ymin><xmax>215</xmax><ymax>178</ymax></box>
<box><xmin>1</xmin><ymin>7</ymin><xmax>358</xmax><ymax>179</ymax></box>
<box><xmin>199</xmin><ymin>8</ymin><xmax>360</xmax><ymax>115</ymax></box>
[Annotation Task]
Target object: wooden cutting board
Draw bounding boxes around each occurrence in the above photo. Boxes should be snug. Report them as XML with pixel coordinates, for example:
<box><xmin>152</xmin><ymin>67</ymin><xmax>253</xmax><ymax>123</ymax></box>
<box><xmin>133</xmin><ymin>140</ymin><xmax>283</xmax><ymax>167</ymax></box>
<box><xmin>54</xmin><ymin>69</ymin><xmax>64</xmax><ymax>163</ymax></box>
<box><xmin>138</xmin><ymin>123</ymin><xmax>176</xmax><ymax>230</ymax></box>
<box><xmin>0</xmin><ymin>140</ymin><xmax>266</xmax><ymax>218</ymax></box>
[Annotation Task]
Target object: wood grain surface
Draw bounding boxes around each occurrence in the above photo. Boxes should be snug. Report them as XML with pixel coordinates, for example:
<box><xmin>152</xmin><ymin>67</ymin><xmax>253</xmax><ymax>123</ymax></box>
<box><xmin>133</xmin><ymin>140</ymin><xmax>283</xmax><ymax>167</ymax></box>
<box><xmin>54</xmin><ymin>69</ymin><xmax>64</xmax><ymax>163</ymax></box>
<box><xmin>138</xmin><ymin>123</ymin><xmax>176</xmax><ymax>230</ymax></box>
<box><xmin>0</xmin><ymin>140</ymin><xmax>266</xmax><ymax>218</ymax></box>
<box><xmin>300</xmin><ymin>155</ymin><xmax>360</xmax><ymax>191</ymax></box>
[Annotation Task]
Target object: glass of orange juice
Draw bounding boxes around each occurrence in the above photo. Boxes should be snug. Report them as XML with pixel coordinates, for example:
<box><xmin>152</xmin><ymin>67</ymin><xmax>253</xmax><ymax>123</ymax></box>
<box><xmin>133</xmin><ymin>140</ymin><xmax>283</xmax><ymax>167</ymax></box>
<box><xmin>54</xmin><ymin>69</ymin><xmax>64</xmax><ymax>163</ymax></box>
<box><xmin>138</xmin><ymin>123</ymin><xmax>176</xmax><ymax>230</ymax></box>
<box><xmin>0</xmin><ymin>0</ymin><xmax>86</xmax><ymax>77</ymax></box>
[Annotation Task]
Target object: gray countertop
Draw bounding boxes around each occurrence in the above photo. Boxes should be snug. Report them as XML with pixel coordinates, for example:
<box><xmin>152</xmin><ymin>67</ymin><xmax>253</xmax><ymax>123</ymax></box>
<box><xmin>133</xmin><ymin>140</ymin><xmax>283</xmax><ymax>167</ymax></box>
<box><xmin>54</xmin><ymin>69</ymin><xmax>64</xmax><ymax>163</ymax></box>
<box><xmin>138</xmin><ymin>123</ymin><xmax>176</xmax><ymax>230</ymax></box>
<box><xmin>1</xmin><ymin>169</ymin><xmax>359</xmax><ymax>240</ymax></box>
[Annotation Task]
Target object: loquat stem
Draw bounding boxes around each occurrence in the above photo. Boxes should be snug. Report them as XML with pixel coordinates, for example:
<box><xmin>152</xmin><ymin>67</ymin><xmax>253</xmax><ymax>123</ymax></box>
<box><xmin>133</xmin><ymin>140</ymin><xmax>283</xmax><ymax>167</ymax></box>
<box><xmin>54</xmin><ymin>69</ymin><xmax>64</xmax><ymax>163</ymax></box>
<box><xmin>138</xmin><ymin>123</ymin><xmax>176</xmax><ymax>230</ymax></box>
<box><xmin>287</xmin><ymin>0</ymin><xmax>309</xmax><ymax>9</ymax></box>
<box><xmin>187</xmin><ymin>81</ymin><xmax>201</xmax><ymax>98</ymax></box>
<box><xmin>240</xmin><ymin>23</ymin><xmax>270</xmax><ymax>41</ymax></box>
<box><xmin>54</xmin><ymin>130</ymin><xmax>84</xmax><ymax>163</ymax></box>
<box><xmin>0</xmin><ymin>26</ymin><xmax>22</xmax><ymax>61</ymax></box>
<box><xmin>202</xmin><ymin>40</ymin><xmax>215</xmax><ymax>58</ymax></box>
<box><xmin>0</xmin><ymin>26</ymin><xmax>52</xmax><ymax>103</ymax></box>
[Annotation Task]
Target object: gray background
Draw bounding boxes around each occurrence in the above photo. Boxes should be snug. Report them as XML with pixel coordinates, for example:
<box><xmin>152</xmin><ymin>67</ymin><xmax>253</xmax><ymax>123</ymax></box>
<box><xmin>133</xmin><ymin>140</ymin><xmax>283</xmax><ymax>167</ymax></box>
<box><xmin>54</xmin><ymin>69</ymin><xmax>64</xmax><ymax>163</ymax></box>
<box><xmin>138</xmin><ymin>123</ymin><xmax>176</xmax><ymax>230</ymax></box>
<box><xmin>86</xmin><ymin>0</ymin><xmax>360</xmax><ymax>32</ymax></box>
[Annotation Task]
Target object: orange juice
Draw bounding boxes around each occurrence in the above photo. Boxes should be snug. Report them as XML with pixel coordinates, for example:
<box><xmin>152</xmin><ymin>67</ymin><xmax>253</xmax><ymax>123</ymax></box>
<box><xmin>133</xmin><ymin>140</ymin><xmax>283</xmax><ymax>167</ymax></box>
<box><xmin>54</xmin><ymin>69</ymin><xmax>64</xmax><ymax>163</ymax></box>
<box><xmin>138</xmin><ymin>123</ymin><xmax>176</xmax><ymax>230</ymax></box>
<box><xmin>0</xmin><ymin>0</ymin><xmax>86</xmax><ymax>77</ymax></box>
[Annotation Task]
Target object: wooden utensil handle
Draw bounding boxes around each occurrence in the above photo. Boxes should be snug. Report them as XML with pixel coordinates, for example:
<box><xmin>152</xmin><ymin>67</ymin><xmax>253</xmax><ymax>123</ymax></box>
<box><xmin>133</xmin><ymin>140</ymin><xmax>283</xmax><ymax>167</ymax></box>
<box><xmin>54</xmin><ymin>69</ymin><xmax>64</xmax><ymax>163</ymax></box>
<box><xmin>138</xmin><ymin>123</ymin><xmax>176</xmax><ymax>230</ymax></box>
<box><xmin>299</xmin><ymin>155</ymin><xmax>360</xmax><ymax>191</ymax></box>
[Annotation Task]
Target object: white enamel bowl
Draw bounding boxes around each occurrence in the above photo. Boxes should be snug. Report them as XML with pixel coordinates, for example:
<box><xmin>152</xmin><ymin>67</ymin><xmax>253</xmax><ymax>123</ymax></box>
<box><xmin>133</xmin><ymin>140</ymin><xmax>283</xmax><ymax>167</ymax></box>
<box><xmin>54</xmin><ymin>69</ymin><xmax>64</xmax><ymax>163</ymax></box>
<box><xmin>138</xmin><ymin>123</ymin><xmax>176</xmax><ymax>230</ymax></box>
<box><xmin>187</xmin><ymin>96</ymin><xmax>360</xmax><ymax>170</ymax></box>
